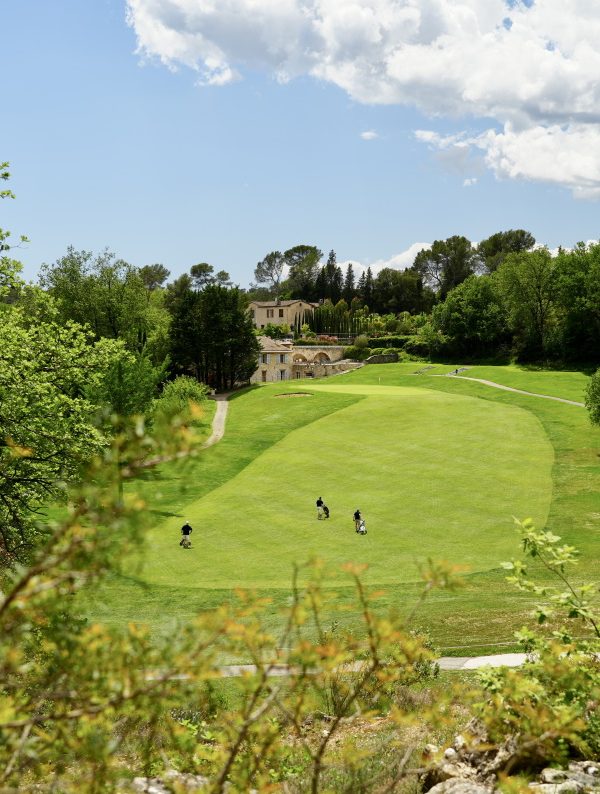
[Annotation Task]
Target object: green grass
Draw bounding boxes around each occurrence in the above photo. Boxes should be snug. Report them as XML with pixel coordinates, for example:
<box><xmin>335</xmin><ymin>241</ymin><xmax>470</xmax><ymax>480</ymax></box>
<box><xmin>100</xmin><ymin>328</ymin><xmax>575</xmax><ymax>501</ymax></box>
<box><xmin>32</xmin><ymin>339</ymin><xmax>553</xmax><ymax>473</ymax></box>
<box><xmin>80</xmin><ymin>363</ymin><xmax>600</xmax><ymax>656</ymax></box>
<box><xmin>131</xmin><ymin>385</ymin><xmax>552</xmax><ymax>588</ymax></box>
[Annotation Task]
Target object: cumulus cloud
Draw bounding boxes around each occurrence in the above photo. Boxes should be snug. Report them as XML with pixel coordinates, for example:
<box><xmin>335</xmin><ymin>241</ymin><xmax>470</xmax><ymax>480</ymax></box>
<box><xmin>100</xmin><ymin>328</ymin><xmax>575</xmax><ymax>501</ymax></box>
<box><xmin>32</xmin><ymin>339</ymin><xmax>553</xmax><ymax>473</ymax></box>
<box><xmin>126</xmin><ymin>0</ymin><xmax>600</xmax><ymax>197</ymax></box>
<box><xmin>339</xmin><ymin>242</ymin><xmax>431</xmax><ymax>277</ymax></box>
<box><xmin>360</xmin><ymin>130</ymin><xmax>379</xmax><ymax>140</ymax></box>
<box><xmin>418</xmin><ymin>122</ymin><xmax>600</xmax><ymax>198</ymax></box>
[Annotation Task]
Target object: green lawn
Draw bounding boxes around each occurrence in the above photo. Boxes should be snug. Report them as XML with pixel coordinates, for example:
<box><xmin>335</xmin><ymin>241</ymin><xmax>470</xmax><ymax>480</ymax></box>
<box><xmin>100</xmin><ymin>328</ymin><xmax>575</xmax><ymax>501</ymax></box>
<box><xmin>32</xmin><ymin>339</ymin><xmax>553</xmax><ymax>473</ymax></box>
<box><xmin>80</xmin><ymin>363</ymin><xmax>600</xmax><ymax>655</ymax></box>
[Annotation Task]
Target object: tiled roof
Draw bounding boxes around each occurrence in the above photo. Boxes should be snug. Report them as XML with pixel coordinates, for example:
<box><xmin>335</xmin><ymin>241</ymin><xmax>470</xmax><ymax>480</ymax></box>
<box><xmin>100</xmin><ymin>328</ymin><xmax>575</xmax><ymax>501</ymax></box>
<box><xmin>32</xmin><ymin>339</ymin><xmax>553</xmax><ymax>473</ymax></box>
<box><xmin>249</xmin><ymin>300</ymin><xmax>318</xmax><ymax>308</ymax></box>
<box><xmin>257</xmin><ymin>336</ymin><xmax>294</xmax><ymax>353</ymax></box>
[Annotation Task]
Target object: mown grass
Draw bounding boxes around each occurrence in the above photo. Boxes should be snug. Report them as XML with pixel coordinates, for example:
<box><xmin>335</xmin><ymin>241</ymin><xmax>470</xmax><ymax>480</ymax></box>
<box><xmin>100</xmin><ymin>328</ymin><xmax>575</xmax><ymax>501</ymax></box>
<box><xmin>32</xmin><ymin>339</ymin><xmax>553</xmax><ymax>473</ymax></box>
<box><xmin>80</xmin><ymin>363</ymin><xmax>600</xmax><ymax>656</ymax></box>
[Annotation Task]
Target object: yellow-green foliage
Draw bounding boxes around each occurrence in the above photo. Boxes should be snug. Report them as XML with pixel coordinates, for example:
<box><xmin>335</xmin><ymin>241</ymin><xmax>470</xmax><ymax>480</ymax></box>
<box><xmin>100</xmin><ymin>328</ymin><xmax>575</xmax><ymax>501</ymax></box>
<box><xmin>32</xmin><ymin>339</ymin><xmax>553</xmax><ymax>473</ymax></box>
<box><xmin>0</xmin><ymin>416</ymin><xmax>464</xmax><ymax>793</ymax></box>
<box><xmin>477</xmin><ymin>519</ymin><xmax>600</xmax><ymax>767</ymax></box>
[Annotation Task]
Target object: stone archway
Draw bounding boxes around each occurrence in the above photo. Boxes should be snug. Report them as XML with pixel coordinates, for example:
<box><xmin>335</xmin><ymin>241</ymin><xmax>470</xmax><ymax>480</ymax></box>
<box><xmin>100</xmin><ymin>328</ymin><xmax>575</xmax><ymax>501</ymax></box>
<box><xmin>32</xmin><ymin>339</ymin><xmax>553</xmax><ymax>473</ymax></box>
<box><xmin>313</xmin><ymin>351</ymin><xmax>331</xmax><ymax>363</ymax></box>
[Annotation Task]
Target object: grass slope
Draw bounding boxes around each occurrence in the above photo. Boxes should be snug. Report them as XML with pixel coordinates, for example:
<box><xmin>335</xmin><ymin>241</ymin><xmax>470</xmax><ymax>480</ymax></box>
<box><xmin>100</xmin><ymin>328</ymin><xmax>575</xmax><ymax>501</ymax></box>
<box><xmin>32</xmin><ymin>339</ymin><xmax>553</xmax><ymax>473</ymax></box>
<box><xmin>81</xmin><ymin>363</ymin><xmax>600</xmax><ymax>654</ymax></box>
<box><xmin>132</xmin><ymin>385</ymin><xmax>552</xmax><ymax>588</ymax></box>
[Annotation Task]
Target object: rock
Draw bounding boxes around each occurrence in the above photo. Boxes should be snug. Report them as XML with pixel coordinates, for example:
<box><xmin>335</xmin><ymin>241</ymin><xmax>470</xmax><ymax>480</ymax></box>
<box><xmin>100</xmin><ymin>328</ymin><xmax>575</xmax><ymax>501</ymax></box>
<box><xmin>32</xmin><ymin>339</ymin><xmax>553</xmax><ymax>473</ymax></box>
<box><xmin>131</xmin><ymin>779</ymin><xmax>169</xmax><ymax>794</ymax></box>
<box><xmin>128</xmin><ymin>771</ymin><xmax>210</xmax><ymax>793</ymax></box>
<box><xmin>529</xmin><ymin>783</ymin><xmax>584</xmax><ymax>794</ymax></box>
<box><xmin>424</xmin><ymin>744</ymin><xmax>440</xmax><ymax>758</ymax></box>
<box><xmin>541</xmin><ymin>770</ymin><xmax>568</xmax><ymax>784</ymax></box>
<box><xmin>569</xmin><ymin>761</ymin><xmax>600</xmax><ymax>779</ymax></box>
<box><xmin>445</xmin><ymin>748</ymin><xmax>458</xmax><ymax>760</ymax></box>
<box><xmin>422</xmin><ymin>761</ymin><xmax>478</xmax><ymax>790</ymax></box>
<box><xmin>454</xmin><ymin>735</ymin><xmax>467</xmax><ymax>752</ymax></box>
<box><xmin>427</xmin><ymin>779</ymin><xmax>490</xmax><ymax>794</ymax></box>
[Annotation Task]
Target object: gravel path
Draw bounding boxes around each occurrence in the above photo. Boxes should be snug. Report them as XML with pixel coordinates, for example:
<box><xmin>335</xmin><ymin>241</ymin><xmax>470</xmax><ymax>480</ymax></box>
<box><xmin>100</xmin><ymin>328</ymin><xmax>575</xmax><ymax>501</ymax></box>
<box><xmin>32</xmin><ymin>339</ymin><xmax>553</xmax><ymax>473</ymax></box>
<box><xmin>202</xmin><ymin>394</ymin><xmax>230</xmax><ymax>448</ymax></box>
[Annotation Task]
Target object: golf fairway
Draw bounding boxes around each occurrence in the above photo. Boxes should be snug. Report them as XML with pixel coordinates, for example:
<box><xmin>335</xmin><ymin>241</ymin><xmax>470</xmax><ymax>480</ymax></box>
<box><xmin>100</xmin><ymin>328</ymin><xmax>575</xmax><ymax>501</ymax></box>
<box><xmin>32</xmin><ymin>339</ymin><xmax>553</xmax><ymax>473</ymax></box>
<box><xmin>130</xmin><ymin>385</ymin><xmax>553</xmax><ymax>588</ymax></box>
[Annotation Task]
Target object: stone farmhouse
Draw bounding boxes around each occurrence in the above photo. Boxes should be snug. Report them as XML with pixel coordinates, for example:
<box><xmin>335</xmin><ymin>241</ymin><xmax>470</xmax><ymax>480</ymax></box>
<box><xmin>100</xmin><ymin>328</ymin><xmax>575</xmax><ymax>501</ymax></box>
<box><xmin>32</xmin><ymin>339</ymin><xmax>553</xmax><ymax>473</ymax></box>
<box><xmin>248</xmin><ymin>299</ymin><xmax>318</xmax><ymax>331</ymax></box>
<box><xmin>251</xmin><ymin>336</ymin><xmax>361</xmax><ymax>384</ymax></box>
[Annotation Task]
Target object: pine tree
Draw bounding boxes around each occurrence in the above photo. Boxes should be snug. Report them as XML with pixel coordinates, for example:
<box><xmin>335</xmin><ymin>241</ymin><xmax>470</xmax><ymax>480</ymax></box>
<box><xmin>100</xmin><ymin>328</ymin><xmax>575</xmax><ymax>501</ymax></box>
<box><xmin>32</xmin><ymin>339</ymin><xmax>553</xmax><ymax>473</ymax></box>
<box><xmin>343</xmin><ymin>263</ymin><xmax>355</xmax><ymax>302</ymax></box>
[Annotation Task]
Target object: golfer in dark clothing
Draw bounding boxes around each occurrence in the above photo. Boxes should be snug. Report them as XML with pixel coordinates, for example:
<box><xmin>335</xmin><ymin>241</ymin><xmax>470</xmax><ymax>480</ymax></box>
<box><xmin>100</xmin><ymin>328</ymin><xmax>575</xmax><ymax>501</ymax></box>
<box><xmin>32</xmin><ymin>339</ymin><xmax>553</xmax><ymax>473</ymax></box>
<box><xmin>316</xmin><ymin>497</ymin><xmax>324</xmax><ymax>519</ymax></box>
<box><xmin>353</xmin><ymin>509</ymin><xmax>361</xmax><ymax>531</ymax></box>
<box><xmin>180</xmin><ymin>522</ymin><xmax>193</xmax><ymax>546</ymax></box>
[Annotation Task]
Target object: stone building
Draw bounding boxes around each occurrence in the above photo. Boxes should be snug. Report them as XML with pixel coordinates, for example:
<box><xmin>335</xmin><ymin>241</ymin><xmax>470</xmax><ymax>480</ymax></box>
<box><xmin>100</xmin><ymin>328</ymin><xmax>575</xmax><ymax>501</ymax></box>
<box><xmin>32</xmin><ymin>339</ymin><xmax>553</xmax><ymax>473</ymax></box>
<box><xmin>248</xmin><ymin>299</ymin><xmax>318</xmax><ymax>331</ymax></box>
<box><xmin>250</xmin><ymin>337</ymin><xmax>361</xmax><ymax>383</ymax></box>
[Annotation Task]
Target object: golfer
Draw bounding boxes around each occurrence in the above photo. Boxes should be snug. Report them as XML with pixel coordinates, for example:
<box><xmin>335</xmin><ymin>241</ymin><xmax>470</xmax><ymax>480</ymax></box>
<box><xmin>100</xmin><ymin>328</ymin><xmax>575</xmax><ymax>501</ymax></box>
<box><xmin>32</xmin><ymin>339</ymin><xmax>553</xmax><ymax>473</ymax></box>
<box><xmin>316</xmin><ymin>497</ymin><xmax>324</xmax><ymax>519</ymax></box>
<box><xmin>180</xmin><ymin>521</ymin><xmax>193</xmax><ymax>546</ymax></box>
<box><xmin>353</xmin><ymin>509</ymin><xmax>362</xmax><ymax>531</ymax></box>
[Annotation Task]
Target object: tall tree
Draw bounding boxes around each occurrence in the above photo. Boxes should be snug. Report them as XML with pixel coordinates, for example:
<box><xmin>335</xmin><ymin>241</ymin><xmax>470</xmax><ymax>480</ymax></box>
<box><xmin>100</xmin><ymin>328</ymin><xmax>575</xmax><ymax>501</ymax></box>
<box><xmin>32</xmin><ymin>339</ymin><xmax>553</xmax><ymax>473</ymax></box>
<box><xmin>169</xmin><ymin>285</ymin><xmax>259</xmax><ymax>390</ymax></box>
<box><xmin>364</xmin><ymin>266</ymin><xmax>374</xmax><ymax>308</ymax></box>
<box><xmin>412</xmin><ymin>236</ymin><xmax>477</xmax><ymax>297</ymax></box>
<box><xmin>477</xmin><ymin>229</ymin><xmax>536</xmax><ymax>273</ymax></box>
<box><xmin>372</xmin><ymin>268</ymin><xmax>435</xmax><ymax>315</ymax></box>
<box><xmin>190</xmin><ymin>262</ymin><xmax>215</xmax><ymax>289</ymax></box>
<box><xmin>254</xmin><ymin>251</ymin><xmax>285</xmax><ymax>294</ymax></box>
<box><xmin>139</xmin><ymin>263</ymin><xmax>170</xmax><ymax>290</ymax></box>
<box><xmin>343</xmin><ymin>263</ymin><xmax>355</xmax><ymax>303</ymax></box>
<box><xmin>0</xmin><ymin>309</ymin><xmax>126</xmax><ymax>558</ymax></box>
<box><xmin>496</xmin><ymin>248</ymin><xmax>557</xmax><ymax>358</ymax></box>
<box><xmin>39</xmin><ymin>248</ymin><xmax>162</xmax><ymax>355</ymax></box>
<box><xmin>0</xmin><ymin>161</ymin><xmax>27</xmax><ymax>296</ymax></box>
<box><xmin>432</xmin><ymin>274</ymin><xmax>508</xmax><ymax>356</ymax></box>
<box><xmin>553</xmin><ymin>242</ymin><xmax>600</xmax><ymax>362</ymax></box>
<box><xmin>283</xmin><ymin>245</ymin><xmax>322</xmax><ymax>299</ymax></box>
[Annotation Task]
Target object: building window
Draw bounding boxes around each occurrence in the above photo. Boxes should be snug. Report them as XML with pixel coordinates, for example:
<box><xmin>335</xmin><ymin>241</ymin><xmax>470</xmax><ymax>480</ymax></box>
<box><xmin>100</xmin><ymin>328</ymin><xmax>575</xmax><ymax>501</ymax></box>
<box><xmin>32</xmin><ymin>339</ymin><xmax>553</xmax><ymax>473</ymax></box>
<box><xmin>261</xmin><ymin>354</ymin><xmax>268</xmax><ymax>364</ymax></box>
<box><xmin>278</xmin><ymin>354</ymin><xmax>286</xmax><ymax>363</ymax></box>
<box><xmin>261</xmin><ymin>371</ymin><xmax>267</xmax><ymax>382</ymax></box>
<box><xmin>251</xmin><ymin>310</ymin><xmax>255</xmax><ymax>318</ymax></box>
<box><xmin>267</xmin><ymin>309</ymin><xmax>274</xmax><ymax>318</ymax></box>
<box><xmin>280</xmin><ymin>370</ymin><xmax>286</xmax><ymax>380</ymax></box>
<box><xmin>278</xmin><ymin>308</ymin><xmax>284</xmax><ymax>317</ymax></box>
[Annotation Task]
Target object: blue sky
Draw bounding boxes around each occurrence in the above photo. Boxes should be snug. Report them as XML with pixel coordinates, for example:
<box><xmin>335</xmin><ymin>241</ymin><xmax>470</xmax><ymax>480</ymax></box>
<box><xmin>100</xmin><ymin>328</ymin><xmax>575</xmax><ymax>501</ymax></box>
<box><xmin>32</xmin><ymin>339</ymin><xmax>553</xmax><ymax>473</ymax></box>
<box><xmin>2</xmin><ymin>0</ymin><xmax>599</xmax><ymax>286</ymax></box>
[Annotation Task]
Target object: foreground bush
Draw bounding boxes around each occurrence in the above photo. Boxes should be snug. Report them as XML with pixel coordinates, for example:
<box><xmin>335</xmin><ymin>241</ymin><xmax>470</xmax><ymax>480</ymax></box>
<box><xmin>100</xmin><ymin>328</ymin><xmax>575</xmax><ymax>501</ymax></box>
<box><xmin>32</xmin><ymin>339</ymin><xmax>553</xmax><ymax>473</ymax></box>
<box><xmin>1</xmin><ymin>415</ymin><xmax>598</xmax><ymax>791</ymax></box>
<box><xmin>0</xmin><ymin>414</ymin><xmax>464</xmax><ymax>792</ymax></box>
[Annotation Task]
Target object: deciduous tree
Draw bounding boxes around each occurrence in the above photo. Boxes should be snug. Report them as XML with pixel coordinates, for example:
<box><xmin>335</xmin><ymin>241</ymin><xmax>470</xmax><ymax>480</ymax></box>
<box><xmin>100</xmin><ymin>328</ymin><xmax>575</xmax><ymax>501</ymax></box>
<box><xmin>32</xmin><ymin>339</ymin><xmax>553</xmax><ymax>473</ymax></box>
<box><xmin>412</xmin><ymin>236</ymin><xmax>477</xmax><ymax>297</ymax></box>
<box><xmin>254</xmin><ymin>250</ymin><xmax>285</xmax><ymax>294</ymax></box>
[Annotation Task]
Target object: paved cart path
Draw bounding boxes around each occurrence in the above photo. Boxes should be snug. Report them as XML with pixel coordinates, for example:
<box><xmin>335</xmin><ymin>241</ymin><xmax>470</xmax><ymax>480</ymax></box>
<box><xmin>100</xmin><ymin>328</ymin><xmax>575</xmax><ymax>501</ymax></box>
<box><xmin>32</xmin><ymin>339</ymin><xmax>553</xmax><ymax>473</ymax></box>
<box><xmin>216</xmin><ymin>653</ymin><xmax>528</xmax><ymax>678</ymax></box>
<box><xmin>202</xmin><ymin>394</ymin><xmax>230</xmax><ymax>448</ymax></box>
<box><xmin>436</xmin><ymin>374</ymin><xmax>585</xmax><ymax>407</ymax></box>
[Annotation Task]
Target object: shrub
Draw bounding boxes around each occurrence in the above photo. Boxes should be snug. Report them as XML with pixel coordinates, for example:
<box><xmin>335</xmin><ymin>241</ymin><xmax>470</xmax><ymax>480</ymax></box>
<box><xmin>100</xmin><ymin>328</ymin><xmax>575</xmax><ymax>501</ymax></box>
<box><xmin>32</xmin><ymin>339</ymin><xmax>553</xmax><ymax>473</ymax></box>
<box><xmin>585</xmin><ymin>367</ymin><xmax>600</xmax><ymax>426</ymax></box>
<box><xmin>403</xmin><ymin>336</ymin><xmax>431</xmax><ymax>357</ymax></box>
<box><xmin>343</xmin><ymin>345</ymin><xmax>371</xmax><ymax>361</ymax></box>
<box><xmin>367</xmin><ymin>335</ymin><xmax>411</xmax><ymax>349</ymax></box>
<box><xmin>153</xmin><ymin>375</ymin><xmax>209</xmax><ymax>425</ymax></box>
<box><xmin>369</xmin><ymin>347</ymin><xmax>400</xmax><ymax>356</ymax></box>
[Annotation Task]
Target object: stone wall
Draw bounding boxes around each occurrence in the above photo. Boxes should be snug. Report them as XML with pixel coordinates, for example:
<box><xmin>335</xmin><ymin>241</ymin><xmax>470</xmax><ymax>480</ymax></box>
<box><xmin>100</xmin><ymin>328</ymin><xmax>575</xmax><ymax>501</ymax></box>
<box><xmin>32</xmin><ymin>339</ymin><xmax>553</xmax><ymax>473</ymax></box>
<box><xmin>365</xmin><ymin>352</ymin><xmax>399</xmax><ymax>364</ymax></box>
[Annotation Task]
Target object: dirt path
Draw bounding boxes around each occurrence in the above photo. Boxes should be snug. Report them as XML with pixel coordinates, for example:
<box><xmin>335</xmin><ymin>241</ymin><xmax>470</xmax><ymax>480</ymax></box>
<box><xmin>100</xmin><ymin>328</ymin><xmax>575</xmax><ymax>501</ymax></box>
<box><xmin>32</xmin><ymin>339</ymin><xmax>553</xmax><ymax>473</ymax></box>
<box><xmin>435</xmin><ymin>374</ymin><xmax>585</xmax><ymax>407</ymax></box>
<box><xmin>202</xmin><ymin>394</ymin><xmax>230</xmax><ymax>448</ymax></box>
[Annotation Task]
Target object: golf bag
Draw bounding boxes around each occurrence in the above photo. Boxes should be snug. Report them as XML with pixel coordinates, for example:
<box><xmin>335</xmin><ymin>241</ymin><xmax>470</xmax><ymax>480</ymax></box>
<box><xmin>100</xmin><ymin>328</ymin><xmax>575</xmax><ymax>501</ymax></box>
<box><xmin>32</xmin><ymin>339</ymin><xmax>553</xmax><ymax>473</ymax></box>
<box><xmin>180</xmin><ymin>535</ymin><xmax>192</xmax><ymax>548</ymax></box>
<box><xmin>356</xmin><ymin>519</ymin><xmax>367</xmax><ymax>535</ymax></box>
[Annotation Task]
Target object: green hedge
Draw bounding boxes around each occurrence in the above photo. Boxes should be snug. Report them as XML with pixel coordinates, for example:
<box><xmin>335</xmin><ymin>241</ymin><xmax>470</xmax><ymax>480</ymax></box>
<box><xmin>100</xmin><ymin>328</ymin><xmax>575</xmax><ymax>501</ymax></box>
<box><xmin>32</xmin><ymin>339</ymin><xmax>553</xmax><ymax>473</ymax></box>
<box><xmin>343</xmin><ymin>345</ymin><xmax>372</xmax><ymax>361</ymax></box>
<box><xmin>367</xmin><ymin>335</ymin><xmax>411</xmax><ymax>349</ymax></box>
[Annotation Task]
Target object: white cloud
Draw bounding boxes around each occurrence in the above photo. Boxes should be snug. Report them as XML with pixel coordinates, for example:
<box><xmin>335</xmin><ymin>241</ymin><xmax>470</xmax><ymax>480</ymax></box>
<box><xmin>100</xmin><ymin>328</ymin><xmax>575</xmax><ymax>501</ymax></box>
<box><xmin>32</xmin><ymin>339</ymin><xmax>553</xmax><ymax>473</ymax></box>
<box><xmin>126</xmin><ymin>0</ymin><xmax>600</xmax><ymax>197</ymax></box>
<box><xmin>339</xmin><ymin>242</ymin><xmax>431</xmax><ymax>277</ymax></box>
<box><xmin>463</xmin><ymin>177</ymin><xmax>477</xmax><ymax>187</ymax></box>
<box><xmin>418</xmin><ymin>122</ymin><xmax>600</xmax><ymax>199</ymax></box>
<box><xmin>360</xmin><ymin>130</ymin><xmax>379</xmax><ymax>140</ymax></box>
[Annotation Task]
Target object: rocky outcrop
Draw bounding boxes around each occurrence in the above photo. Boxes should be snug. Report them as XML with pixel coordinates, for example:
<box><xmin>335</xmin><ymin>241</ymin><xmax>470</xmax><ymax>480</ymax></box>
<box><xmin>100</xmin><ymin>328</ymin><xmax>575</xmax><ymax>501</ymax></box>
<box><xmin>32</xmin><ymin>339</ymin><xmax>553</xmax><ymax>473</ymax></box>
<box><xmin>421</xmin><ymin>725</ymin><xmax>600</xmax><ymax>794</ymax></box>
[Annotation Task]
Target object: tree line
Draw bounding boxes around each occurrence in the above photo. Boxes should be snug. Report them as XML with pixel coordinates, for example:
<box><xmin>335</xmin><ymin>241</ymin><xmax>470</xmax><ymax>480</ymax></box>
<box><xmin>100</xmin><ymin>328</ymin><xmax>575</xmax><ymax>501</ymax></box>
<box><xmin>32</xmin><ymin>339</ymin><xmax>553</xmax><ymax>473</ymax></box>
<box><xmin>252</xmin><ymin>231</ymin><xmax>600</xmax><ymax>364</ymax></box>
